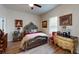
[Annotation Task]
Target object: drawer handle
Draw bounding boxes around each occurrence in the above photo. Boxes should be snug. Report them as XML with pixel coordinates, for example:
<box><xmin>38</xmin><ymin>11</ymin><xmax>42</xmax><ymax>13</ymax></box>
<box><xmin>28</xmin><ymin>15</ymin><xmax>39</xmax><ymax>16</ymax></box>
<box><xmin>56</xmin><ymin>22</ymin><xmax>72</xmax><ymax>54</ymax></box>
<box><xmin>0</xmin><ymin>45</ymin><xmax>3</xmax><ymax>47</ymax></box>
<box><xmin>0</xmin><ymin>41</ymin><xmax>3</xmax><ymax>43</ymax></box>
<box><xmin>0</xmin><ymin>48</ymin><xmax>3</xmax><ymax>50</ymax></box>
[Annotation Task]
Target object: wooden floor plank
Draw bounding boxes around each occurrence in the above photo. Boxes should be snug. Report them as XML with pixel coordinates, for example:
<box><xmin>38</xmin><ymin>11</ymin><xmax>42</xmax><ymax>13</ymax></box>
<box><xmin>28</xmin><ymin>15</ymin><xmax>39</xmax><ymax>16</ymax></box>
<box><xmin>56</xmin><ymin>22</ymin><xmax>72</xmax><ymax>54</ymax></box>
<box><xmin>6</xmin><ymin>41</ymin><xmax>71</xmax><ymax>54</ymax></box>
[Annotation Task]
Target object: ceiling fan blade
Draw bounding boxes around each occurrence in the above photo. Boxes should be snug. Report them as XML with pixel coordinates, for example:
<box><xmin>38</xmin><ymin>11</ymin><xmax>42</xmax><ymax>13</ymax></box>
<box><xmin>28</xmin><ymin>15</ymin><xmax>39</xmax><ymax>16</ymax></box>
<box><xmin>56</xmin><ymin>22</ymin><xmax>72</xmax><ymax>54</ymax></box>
<box><xmin>34</xmin><ymin>4</ymin><xmax>41</xmax><ymax>8</ymax></box>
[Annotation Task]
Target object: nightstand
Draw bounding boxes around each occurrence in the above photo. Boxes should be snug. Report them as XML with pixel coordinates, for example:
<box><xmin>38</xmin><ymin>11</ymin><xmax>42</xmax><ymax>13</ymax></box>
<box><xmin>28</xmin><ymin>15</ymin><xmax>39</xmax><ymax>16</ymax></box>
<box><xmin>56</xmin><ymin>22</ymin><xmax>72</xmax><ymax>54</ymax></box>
<box><xmin>13</xmin><ymin>31</ymin><xmax>21</xmax><ymax>42</ymax></box>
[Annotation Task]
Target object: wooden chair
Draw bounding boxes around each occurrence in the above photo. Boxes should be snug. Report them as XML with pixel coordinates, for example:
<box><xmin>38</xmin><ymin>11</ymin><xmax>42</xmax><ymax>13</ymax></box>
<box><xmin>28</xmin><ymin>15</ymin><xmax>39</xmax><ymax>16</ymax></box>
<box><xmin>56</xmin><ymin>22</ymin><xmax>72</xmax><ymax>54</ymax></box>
<box><xmin>48</xmin><ymin>32</ymin><xmax>57</xmax><ymax>45</ymax></box>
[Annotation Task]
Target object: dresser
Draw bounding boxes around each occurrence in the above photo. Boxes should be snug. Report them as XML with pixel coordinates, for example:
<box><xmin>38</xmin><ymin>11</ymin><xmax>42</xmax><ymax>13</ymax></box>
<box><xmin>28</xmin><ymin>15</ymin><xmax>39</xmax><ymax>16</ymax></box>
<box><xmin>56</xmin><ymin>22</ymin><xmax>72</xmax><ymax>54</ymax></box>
<box><xmin>0</xmin><ymin>33</ymin><xmax>7</xmax><ymax>53</ymax></box>
<box><xmin>54</xmin><ymin>35</ymin><xmax>78</xmax><ymax>53</ymax></box>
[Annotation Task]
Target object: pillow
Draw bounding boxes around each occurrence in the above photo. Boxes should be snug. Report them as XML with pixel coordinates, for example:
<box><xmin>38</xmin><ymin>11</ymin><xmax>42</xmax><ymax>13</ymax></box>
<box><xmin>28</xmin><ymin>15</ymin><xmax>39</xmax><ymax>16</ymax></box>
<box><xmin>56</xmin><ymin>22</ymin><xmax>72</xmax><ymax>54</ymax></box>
<box><xmin>31</xmin><ymin>29</ymin><xmax>37</xmax><ymax>33</ymax></box>
<box><xmin>33</xmin><ymin>29</ymin><xmax>38</xmax><ymax>32</ymax></box>
<box><xmin>24</xmin><ymin>29</ymin><xmax>38</xmax><ymax>35</ymax></box>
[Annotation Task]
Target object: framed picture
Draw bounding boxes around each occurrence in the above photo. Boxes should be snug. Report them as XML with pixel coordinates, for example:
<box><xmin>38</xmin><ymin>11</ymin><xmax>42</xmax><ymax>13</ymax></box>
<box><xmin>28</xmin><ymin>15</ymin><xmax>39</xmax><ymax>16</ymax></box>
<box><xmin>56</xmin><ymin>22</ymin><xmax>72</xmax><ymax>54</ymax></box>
<box><xmin>15</xmin><ymin>19</ymin><xmax>23</xmax><ymax>27</ymax></box>
<box><xmin>42</xmin><ymin>21</ymin><xmax>47</xmax><ymax>28</ymax></box>
<box><xmin>59</xmin><ymin>14</ymin><xmax>72</xmax><ymax>26</ymax></box>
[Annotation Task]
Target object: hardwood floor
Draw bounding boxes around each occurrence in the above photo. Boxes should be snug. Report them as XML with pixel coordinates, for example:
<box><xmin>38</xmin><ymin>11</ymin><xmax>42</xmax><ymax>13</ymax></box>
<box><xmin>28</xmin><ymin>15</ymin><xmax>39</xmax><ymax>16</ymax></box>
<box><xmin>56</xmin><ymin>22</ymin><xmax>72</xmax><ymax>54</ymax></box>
<box><xmin>5</xmin><ymin>41</ymin><xmax>71</xmax><ymax>54</ymax></box>
<box><xmin>6</xmin><ymin>41</ymin><xmax>21</xmax><ymax>54</ymax></box>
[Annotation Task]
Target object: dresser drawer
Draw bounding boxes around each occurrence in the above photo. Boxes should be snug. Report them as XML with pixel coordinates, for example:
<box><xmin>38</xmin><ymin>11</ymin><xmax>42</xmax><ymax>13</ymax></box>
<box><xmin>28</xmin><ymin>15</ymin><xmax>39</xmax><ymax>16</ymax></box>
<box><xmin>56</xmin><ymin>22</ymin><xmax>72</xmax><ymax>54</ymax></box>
<box><xmin>0</xmin><ymin>44</ymin><xmax>4</xmax><ymax>48</ymax></box>
<box><xmin>0</xmin><ymin>48</ymin><xmax>4</xmax><ymax>53</ymax></box>
<box><xmin>0</xmin><ymin>48</ymin><xmax>3</xmax><ymax>51</ymax></box>
<box><xmin>56</xmin><ymin>37</ymin><xmax>74</xmax><ymax>49</ymax></box>
<box><xmin>0</xmin><ymin>40</ymin><xmax>4</xmax><ymax>43</ymax></box>
<box><xmin>63</xmin><ymin>42</ymin><xmax>74</xmax><ymax>49</ymax></box>
<box><xmin>57</xmin><ymin>38</ymin><xmax>64</xmax><ymax>47</ymax></box>
<box><xmin>0</xmin><ymin>33</ymin><xmax>7</xmax><ymax>53</ymax></box>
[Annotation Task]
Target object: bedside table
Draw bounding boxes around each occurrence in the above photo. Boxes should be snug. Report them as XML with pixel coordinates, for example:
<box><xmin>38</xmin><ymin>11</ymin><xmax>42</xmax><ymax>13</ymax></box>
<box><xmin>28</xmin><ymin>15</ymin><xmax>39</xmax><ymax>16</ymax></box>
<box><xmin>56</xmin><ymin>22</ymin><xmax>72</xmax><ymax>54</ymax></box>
<box><xmin>13</xmin><ymin>31</ymin><xmax>21</xmax><ymax>42</ymax></box>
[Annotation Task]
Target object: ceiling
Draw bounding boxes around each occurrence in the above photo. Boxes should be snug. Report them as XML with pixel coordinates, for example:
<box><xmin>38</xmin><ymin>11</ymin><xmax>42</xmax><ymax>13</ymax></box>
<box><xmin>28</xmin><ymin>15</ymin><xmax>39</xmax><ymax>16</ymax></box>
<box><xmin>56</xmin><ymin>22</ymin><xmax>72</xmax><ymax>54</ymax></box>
<box><xmin>3</xmin><ymin>4</ymin><xmax>59</xmax><ymax>15</ymax></box>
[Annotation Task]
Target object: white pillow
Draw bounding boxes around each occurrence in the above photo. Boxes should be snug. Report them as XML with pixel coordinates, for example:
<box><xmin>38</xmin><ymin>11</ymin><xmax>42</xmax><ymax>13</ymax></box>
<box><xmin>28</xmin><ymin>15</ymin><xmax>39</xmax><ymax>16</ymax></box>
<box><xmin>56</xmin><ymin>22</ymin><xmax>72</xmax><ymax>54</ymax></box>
<box><xmin>31</xmin><ymin>29</ymin><xmax>37</xmax><ymax>32</ymax></box>
<box><xmin>33</xmin><ymin>29</ymin><xmax>37</xmax><ymax>32</ymax></box>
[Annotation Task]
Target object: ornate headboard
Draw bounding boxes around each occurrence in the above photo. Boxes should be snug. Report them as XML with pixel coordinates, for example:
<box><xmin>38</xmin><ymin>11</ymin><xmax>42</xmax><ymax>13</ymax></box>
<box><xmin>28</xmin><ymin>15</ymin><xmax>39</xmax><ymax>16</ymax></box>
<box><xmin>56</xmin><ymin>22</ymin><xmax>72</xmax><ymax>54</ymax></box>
<box><xmin>23</xmin><ymin>22</ymin><xmax>38</xmax><ymax>33</ymax></box>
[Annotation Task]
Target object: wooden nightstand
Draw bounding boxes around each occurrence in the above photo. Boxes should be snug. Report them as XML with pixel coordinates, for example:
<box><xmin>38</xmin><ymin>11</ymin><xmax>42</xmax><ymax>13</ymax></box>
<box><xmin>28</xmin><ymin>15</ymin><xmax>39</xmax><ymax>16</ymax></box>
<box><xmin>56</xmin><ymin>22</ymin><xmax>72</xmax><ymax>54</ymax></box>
<box><xmin>13</xmin><ymin>31</ymin><xmax>21</xmax><ymax>42</ymax></box>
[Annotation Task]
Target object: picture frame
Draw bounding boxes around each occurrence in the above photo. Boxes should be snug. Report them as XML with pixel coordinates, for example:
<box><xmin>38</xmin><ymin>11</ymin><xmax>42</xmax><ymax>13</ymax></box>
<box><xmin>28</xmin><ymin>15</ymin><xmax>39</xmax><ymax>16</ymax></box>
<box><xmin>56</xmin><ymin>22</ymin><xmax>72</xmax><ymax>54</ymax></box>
<box><xmin>15</xmin><ymin>19</ymin><xmax>23</xmax><ymax>27</ymax></box>
<box><xmin>42</xmin><ymin>21</ymin><xmax>47</xmax><ymax>28</ymax></box>
<box><xmin>59</xmin><ymin>14</ymin><xmax>72</xmax><ymax>26</ymax></box>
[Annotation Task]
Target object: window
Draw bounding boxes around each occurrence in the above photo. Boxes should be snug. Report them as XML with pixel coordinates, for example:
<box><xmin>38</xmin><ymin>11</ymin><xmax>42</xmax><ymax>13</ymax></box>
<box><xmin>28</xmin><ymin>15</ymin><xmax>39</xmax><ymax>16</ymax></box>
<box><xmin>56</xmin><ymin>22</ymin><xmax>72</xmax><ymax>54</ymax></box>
<box><xmin>48</xmin><ymin>17</ymin><xmax>58</xmax><ymax>35</ymax></box>
<box><xmin>0</xmin><ymin>17</ymin><xmax>6</xmax><ymax>31</ymax></box>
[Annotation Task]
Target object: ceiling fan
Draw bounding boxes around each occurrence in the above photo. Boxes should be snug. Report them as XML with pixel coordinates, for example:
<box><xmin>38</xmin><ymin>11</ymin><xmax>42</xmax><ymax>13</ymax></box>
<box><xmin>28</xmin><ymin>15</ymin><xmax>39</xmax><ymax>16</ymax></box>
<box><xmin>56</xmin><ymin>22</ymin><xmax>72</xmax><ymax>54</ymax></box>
<box><xmin>28</xmin><ymin>4</ymin><xmax>42</xmax><ymax>9</ymax></box>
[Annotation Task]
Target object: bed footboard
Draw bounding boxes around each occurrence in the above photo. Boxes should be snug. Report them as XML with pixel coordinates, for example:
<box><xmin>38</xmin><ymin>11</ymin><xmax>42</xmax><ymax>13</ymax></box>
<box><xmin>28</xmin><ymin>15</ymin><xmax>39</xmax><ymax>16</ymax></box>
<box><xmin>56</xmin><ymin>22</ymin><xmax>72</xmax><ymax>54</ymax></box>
<box><xmin>22</xmin><ymin>37</ymin><xmax>48</xmax><ymax>50</ymax></box>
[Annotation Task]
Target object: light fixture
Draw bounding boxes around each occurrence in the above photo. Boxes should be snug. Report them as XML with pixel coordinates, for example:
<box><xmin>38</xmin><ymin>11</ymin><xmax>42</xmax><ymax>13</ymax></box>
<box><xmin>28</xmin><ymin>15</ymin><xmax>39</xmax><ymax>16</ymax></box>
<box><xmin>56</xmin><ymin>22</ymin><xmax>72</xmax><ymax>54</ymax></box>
<box><xmin>28</xmin><ymin>4</ymin><xmax>42</xmax><ymax>10</ymax></box>
<box><xmin>29</xmin><ymin>4</ymin><xmax>33</xmax><ymax>7</ymax></box>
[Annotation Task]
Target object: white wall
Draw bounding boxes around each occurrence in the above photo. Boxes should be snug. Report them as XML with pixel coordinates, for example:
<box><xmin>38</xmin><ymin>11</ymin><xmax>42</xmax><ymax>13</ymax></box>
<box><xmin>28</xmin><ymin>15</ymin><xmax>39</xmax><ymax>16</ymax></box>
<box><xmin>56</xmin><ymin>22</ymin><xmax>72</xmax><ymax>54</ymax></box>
<box><xmin>0</xmin><ymin>5</ymin><xmax>41</xmax><ymax>41</ymax></box>
<box><xmin>0</xmin><ymin>5</ymin><xmax>7</xmax><ymax>32</ymax></box>
<box><xmin>41</xmin><ymin>4</ymin><xmax>79</xmax><ymax>37</ymax></box>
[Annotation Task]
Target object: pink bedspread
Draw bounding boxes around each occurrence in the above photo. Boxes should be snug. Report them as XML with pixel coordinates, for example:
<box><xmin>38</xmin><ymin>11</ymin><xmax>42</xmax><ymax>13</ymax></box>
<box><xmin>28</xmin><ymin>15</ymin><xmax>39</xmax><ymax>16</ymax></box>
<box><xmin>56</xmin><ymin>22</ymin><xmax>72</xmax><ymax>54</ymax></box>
<box><xmin>25</xmin><ymin>32</ymin><xmax>48</xmax><ymax>39</ymax></box>
<box><xmin>20</xmin><ymin>33</ymin><xmax>48</xmax><ymax>49</ymax></box>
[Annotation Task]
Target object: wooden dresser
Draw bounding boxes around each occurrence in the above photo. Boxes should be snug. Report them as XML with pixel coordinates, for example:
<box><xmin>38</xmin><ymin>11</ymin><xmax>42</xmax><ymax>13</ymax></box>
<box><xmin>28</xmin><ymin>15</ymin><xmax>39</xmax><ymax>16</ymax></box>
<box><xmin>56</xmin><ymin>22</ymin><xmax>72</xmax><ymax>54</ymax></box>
<box><xmin>0</xmin><ymin>33</ymin><xmax>7</xmax><ymax>54</ymax></box>
<box><xmin>54</xmin><ymin>35</ymin><xmax>78</xmax><ymax>53</ymax></box>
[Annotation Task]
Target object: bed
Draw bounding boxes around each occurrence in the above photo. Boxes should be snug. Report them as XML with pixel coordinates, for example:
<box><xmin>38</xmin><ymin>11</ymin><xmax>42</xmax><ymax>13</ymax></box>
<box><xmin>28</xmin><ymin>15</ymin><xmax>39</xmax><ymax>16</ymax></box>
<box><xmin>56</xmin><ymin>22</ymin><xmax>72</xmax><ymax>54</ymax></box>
<box><xmin>20</xmin><ymin>22</ymin><xmax>48</xmax><ymax>50</ymax></box>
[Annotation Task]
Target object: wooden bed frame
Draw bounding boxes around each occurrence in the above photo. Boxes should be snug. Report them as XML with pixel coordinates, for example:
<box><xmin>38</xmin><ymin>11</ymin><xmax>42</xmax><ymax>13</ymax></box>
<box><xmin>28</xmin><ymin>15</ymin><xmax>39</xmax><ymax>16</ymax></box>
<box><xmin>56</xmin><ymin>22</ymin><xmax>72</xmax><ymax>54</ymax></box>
<box><xmin>23</xmin><ymin>37</ymin><xmax>48</xmax><ymax>50</ymax></box>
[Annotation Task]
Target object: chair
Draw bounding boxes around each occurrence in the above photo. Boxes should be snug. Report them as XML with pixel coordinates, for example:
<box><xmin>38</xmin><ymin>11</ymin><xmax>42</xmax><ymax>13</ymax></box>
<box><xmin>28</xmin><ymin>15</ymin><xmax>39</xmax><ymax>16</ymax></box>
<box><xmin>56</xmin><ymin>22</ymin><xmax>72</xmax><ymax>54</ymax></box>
<box><xmin>48</xmin><ymin>32</ymin><xmax>57</xmax><ymax>45</ymax></box>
